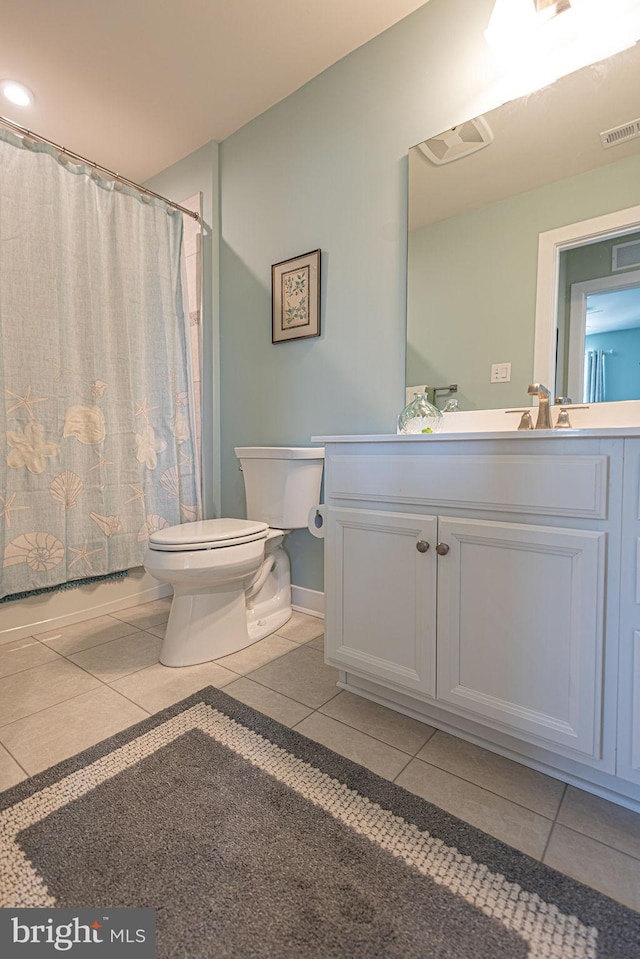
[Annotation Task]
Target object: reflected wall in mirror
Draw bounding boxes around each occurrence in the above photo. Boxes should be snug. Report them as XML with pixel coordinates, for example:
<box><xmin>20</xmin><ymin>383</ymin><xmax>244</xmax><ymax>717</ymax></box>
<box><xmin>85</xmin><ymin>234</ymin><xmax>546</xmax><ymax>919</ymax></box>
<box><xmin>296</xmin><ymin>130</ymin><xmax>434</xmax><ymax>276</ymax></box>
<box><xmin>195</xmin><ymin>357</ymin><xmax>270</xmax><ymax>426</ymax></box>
<box><xmin>407</xmin><ymin>41</ymin><xmax>640</xmax><ymax>410</ymax></box>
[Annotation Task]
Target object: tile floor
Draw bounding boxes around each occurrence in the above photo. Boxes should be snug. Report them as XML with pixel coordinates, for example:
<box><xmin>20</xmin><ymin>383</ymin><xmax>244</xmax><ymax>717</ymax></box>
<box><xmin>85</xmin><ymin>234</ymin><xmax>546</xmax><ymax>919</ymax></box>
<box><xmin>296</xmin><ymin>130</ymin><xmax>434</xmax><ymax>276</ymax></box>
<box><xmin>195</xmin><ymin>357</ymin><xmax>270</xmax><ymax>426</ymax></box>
<box><xmin>1</xmin><ymin>601</ymin><xmax>639</xmax><ymax>912</ymax></box>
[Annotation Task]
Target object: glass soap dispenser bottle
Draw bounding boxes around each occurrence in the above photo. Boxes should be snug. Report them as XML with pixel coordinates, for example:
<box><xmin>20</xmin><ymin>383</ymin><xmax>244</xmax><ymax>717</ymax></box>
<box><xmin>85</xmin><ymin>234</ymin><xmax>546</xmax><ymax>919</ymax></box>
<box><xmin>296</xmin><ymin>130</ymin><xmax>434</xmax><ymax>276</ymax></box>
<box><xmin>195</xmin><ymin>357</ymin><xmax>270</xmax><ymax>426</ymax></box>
<box><xmin>397</xmin><ymin>391</ymin><xmax>444</xmax><ymax>434</ymax></box>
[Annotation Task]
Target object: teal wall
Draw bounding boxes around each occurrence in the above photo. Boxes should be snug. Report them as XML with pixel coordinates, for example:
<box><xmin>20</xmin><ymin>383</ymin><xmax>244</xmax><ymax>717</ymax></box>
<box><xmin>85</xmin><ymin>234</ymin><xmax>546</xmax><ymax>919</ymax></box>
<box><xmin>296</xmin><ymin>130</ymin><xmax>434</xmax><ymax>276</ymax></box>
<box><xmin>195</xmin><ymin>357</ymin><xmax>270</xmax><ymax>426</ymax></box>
<box><xmin>218</xmin><ymin>0</ymin><xmax>499</xmax><ymax>590</ymax></box>
<box><xmin>585</xmin><ymin>328</ymin><xmax>640</xmax><ymax>402</ymax></box>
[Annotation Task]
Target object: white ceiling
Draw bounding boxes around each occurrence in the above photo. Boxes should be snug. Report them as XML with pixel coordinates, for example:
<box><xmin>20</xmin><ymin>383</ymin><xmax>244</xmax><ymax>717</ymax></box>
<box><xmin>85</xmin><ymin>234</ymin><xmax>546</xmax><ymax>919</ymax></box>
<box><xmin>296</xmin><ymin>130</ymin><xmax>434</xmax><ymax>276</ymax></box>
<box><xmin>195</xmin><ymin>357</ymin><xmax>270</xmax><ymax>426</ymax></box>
<box><xmin>0</xmin><ymin>0</ymin><xmax>430</xmax><ymax>183</ymax></box>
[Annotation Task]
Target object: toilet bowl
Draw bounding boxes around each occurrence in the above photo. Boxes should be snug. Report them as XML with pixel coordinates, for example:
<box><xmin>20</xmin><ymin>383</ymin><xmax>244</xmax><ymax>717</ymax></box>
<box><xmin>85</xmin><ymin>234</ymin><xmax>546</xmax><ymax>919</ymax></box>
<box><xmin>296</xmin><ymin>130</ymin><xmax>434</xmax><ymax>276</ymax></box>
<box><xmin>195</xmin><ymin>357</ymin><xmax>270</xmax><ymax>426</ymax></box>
<box><xmin>144</xmin><ymin>446</ymin><xmax>324</xmax><ymax>667</ymax></box>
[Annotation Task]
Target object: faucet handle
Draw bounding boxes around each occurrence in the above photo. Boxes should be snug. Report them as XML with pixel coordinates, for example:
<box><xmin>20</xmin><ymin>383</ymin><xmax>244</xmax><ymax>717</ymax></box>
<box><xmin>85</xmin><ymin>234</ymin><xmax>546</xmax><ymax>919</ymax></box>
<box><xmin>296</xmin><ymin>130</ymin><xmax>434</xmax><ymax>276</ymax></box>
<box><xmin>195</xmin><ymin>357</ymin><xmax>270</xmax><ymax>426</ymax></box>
<box><xmin>554</xmin><ymin>405</ymin><xmax>588</xmax><ymax>429</ymax></box>
<box><xmin>555</xmin><ymin>409</ymin><xmax>573</xmax><ymax>429</ymax></box>
<box><xmin>506</xmin><ymin>409</ymin><xmax>534</xmax><ymax>430</ymax></box>
<box><xmin>555</xmin><ymin>396</ymin><xmax>572</xmax><ymax>404</ymax></box>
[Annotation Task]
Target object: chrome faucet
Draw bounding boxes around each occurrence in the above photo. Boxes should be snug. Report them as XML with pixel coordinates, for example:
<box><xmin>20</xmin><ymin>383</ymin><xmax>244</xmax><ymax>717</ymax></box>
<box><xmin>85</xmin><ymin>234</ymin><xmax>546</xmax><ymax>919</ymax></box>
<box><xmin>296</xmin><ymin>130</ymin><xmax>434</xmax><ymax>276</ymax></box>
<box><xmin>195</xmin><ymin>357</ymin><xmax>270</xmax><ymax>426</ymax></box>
<box><xmin>527</xmin><ymin>383</ymin><xmax>552</xmax><ymax>429</ymax></box>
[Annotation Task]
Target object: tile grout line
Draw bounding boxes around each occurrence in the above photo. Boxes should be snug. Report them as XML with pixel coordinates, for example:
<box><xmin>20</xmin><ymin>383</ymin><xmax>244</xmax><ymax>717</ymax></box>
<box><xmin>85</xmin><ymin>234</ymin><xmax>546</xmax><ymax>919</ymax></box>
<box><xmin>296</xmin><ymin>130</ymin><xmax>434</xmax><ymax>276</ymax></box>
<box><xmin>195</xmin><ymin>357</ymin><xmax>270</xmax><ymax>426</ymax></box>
<box><xmin>540</xmin><ymin>782</ymin><xmax>568</xmax><ymax>863</ymax></box>
<box><xmin>0</xmin><ymin>739</ymin><xmax>31</xmax><ymax>780</ymax></box>
<box><xmin>0</xmin><ymin>646</ymin><xmax>68</xmax><ymax>681</ymax></box>
<box><xmin>391</xmin><ymin>752</ymin><xmax>416</xmax><ymax>782</ymax></box>
<box><xmin>2</xmin><ymin>625</ymin><xmax>170</xmax><ymax>698</ymax></box>
<box><xmin>283</xmin><ymin>708</ymin><xmax>564</xmax><ymax>824</ymax></box>
<box><xmin>291</xmin><ymin>704</ymin><xmax>442</xmax><ymax>774</ymax></box>
<box><xmin>100</xmin><ymin>684</ymin><xmax>153</xmax><ymax>719</ymax></box>
<box><xmin>34</xmin><ymin>616</ymin><xmax>145</xmax><ymax>645</ymax></box>
<box><xmin>0</xmin><ymin>677</ymin><xmax>111</xmax><ymax>732</ymax></box>
<box><xmin>314</xmin><ymin>707</ymin><xmax>436</xmax><ymax>759</ymax></box>
<box><xmin>0</xmin><ymin>644</ymin><xmax>159</xmax><ymax>732</ymax></box>
<box><xmin>217</xmin><ymin>636</ymin><xmax>305</xmax><ymax>674</ymax></box>
<box><xmin>551</xmin><ymin>820</ymin><xmax>640</xmax><ymax>865</ymax></box>
<box><xmin>390</xmin><ymin>752</ymin><xmax>559</xmax><ymax>827</ymax></box>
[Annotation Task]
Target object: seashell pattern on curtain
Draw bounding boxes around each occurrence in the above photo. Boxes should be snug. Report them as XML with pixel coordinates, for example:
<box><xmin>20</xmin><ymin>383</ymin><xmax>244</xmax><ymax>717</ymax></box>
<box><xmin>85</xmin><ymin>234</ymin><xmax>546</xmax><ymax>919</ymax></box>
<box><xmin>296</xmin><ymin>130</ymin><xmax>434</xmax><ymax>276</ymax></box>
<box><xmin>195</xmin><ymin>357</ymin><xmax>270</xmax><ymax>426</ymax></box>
<box><xmin>0</xmin><ymin>127</ymin><xmax>202</xmax><ymax>600</ymax></box>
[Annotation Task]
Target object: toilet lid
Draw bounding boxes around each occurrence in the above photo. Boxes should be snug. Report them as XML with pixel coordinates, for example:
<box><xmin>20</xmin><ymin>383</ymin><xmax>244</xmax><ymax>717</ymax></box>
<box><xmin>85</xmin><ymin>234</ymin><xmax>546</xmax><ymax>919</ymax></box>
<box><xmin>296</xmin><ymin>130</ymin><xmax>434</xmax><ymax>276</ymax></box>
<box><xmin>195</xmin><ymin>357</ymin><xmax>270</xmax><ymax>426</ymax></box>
<box><xmin>149</xmin><ymin>518</ymin><xmax>268</xmax><ymax>551</ymax></box>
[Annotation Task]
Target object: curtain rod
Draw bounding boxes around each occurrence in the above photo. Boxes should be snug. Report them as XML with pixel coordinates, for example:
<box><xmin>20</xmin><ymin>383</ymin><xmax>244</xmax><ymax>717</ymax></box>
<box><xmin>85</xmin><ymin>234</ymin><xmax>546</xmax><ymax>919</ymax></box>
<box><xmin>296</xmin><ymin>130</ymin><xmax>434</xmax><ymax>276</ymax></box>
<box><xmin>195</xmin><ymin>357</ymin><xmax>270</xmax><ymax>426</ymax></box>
<box><xmin>0</xmin><ymin>113</ymin><xmax>201</xmax><ymax>221</ymax></box>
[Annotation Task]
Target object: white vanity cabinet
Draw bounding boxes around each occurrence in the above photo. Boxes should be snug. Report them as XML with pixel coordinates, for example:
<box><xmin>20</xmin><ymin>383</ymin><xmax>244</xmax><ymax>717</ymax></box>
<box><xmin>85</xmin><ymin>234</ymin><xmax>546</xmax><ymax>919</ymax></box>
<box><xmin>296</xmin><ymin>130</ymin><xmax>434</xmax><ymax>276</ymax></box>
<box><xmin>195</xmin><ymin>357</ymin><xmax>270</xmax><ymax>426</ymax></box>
<box><xmin>318</xmin><ymin>433</ymin><xmax>640</xmax><ymax>810</ymax></box>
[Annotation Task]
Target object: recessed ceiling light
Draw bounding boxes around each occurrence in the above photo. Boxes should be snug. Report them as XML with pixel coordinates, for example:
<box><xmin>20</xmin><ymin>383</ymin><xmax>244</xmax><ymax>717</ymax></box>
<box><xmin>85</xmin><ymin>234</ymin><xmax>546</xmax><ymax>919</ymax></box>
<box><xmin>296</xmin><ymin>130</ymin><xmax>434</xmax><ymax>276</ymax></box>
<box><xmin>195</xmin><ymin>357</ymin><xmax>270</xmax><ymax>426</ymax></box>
<box><xmin>0</xmin><ymin>80</ymin><xmax>34</xmax><ymax>107</ymax></box>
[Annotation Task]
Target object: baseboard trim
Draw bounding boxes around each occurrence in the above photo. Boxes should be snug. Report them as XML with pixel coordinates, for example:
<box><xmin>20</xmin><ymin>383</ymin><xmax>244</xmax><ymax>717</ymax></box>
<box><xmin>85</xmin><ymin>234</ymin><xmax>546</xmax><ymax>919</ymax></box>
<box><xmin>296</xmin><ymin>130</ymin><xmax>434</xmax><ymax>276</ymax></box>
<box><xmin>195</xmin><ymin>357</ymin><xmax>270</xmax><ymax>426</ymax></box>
<box><xmin>1</xmin><ymin>578</ymin><xmax>324</xmax><ymax>643</ymax></box>
<box><xmin>291</xmin><ymin>585</ymin><xmax>325</xmax><ymax>619</ymax></box>
<box><xmin>0</xmin><ymin>572</ymin><xmax>172</xmax><ymax>645</ymax></box>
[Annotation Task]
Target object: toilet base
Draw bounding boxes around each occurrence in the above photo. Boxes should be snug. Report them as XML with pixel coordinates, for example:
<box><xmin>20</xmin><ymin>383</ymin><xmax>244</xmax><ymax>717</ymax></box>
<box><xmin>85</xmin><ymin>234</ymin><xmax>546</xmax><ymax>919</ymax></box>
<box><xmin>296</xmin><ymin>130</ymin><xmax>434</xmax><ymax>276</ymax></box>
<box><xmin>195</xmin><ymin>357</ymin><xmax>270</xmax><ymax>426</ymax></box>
<box><xmin>160</xmin><ymin>587</ymin><xmax>257</xmax><ymax>667</ymax></box>
<box><xmin>247</xmin><ymin>606</ymin><xmax>292</xmax><ymax>643</ymax></box>
<box><xmin>159</xmin><ymin>542</ymin><xmax>295</xmax><ymax>667</ymax></box>
<box><xmin>161</xmin><ymin>597</ymin><xmax>293</xmax><ymax>667</ymax></box>
<box><xmin>245</xmin><ymin>540</ymin><xmax>292</xmax><ymax>642</ymax></box>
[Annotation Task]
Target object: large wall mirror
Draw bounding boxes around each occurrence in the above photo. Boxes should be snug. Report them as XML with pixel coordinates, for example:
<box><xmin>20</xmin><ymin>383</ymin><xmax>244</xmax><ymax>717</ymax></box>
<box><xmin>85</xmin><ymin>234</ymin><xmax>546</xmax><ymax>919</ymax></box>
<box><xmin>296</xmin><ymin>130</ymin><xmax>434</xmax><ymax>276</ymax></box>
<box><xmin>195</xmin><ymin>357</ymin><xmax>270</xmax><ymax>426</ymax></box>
<box><xmin>407</xmin><ymin>41</ymin><xmax>640</xmax><ymax>411</ymax></box>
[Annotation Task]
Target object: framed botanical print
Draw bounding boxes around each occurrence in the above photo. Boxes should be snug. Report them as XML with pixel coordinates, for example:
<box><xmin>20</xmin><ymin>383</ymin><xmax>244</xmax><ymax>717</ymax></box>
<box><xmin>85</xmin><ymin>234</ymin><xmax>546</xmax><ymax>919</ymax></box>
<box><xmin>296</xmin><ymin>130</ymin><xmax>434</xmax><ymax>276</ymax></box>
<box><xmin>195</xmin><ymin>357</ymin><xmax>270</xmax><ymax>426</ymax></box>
<box><xmin>271</xmin><ymin>249</ymin><xmax>321</xmax><ymax>343</ymax></box>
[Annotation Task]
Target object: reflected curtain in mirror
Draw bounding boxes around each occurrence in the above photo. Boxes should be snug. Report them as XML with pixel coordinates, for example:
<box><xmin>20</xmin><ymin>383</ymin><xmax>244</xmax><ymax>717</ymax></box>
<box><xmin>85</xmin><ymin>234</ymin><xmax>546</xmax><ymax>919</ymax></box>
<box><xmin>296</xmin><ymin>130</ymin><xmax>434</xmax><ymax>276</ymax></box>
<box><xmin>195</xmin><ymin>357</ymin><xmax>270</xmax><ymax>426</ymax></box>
<box><xmin>584</xmin><ymin>349</ymin><xmax>607</xmax><ymax>402</ymax></box>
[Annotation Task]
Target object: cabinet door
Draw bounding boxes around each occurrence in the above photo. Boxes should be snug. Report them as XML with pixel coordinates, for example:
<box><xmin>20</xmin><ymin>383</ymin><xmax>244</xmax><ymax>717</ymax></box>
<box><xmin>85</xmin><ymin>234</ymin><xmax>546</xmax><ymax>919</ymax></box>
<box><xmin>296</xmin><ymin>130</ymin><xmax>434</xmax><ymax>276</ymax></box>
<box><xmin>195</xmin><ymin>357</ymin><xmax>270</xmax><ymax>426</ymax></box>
<box><xmin>325</xmin><ymin>507</ymin><xmax>437</xmax><ymax>697</ymax></box>
<box><xmin>436</xmin><ymin>517</ymin><xmax>605</xmax><ymax>757</ymax></box>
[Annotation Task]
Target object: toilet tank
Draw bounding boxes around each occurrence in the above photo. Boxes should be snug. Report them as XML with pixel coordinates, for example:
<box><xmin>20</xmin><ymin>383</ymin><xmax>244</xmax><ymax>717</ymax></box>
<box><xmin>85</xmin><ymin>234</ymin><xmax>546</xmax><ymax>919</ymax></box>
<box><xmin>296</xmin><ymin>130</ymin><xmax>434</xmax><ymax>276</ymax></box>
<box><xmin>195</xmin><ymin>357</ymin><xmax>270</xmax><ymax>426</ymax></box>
<box><xmin>234</xmin><ymin>447</ymin><xmax>324</xmax><ymax>529</ymax></box>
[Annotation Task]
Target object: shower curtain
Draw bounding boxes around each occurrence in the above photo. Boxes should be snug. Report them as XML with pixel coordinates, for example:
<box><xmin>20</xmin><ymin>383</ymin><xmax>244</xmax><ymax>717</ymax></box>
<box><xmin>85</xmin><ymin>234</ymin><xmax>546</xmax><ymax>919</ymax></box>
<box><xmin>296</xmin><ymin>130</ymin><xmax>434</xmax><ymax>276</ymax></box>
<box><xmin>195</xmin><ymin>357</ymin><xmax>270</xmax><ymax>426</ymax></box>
<box><xmin>0</xmin><ymin>127</ymin><xmax>201</xmax><ymax>601</ymax></box>
<box><xmin>180</xmin><ymin>193</ymin><xmax>203</xmax><ymax>466</ymax></box>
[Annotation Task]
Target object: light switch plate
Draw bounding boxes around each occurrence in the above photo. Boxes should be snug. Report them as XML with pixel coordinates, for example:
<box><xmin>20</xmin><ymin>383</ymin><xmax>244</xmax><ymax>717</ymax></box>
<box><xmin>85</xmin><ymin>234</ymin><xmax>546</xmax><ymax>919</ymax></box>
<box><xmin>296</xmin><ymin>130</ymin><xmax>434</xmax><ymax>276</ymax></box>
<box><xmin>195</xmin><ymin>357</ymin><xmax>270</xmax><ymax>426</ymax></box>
<box><xmin>491</xmin><ymin>363</ymin><xmax>511</xmax><ymax>383</ymax></box>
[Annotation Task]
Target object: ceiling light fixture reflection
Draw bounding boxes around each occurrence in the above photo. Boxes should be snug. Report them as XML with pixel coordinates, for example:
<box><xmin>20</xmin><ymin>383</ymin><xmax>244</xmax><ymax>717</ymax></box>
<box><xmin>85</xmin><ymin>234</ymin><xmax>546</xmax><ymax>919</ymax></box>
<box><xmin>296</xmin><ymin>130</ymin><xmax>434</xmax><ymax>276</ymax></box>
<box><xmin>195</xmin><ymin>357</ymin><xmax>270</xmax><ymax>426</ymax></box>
<box><xmin>0</xmin><ymin>80</ymin><xmax>34</xmax><ymax>107</ymax></box>
<box><xmin>485</xmin><ymin>0</ymin><xmax>640</xmax><ymax>100</ymax></box>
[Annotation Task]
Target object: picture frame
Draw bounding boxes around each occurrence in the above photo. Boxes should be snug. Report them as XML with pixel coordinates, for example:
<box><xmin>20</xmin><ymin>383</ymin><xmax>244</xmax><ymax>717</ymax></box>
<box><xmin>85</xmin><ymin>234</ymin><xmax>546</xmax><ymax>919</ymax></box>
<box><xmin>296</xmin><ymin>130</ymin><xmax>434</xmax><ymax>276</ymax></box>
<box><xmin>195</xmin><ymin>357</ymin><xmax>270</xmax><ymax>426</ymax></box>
<box><xmin>271</xmin><ymin>249</ymin><xmax>321</xmax><ymax>344</ymax></box>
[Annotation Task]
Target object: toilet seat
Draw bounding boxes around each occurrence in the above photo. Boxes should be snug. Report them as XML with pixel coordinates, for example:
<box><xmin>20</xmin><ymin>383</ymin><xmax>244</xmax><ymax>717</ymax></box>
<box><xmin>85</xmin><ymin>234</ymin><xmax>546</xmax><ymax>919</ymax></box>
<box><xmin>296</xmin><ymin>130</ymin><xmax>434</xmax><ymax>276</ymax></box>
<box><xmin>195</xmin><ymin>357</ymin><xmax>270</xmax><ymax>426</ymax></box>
<box><xmin>149</xmin><ymin>518</ymin><xmax>268</xmax><ymax>552</ymax></box>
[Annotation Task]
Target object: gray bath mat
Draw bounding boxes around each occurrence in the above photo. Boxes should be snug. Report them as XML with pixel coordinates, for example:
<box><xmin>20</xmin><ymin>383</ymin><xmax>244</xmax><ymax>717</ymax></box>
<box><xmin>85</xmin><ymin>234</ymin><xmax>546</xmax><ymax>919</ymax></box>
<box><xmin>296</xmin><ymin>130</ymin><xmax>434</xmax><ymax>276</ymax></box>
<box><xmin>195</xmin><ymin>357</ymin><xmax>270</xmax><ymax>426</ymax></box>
<box><xmin>1</xmin><ymin>687</ymin><xmax>638</xmax><ymax>958</ymax></box>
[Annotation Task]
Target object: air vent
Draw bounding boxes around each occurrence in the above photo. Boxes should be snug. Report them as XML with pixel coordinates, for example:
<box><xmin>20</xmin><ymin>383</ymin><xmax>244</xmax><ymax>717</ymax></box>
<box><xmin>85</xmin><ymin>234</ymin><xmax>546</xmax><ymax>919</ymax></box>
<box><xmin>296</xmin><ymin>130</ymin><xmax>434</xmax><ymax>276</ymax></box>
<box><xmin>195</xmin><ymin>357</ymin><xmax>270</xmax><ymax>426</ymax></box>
<box><xmin>612</xmin><ymin>238</ymin><xmax>640</xmax><ymax>272</ymax></box>
<box><xmin>600</xmin><ymin>119</ymin><xmax>640</xmax><ymax>149</ymax></box>
<box><xmin>417</xmin><ymin>116</ymin><xmax>493</xmax><ymax>166</ymax></box>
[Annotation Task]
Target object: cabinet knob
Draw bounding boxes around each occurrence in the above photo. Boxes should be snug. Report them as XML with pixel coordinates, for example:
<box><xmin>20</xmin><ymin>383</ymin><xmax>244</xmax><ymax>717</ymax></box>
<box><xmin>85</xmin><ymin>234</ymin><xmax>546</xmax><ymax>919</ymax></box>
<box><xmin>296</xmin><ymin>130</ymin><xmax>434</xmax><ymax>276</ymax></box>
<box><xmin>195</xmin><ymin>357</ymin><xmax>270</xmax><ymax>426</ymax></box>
<box><xmin>435</xmin><ymin>543</ymin><xmax>450</xmax><ymax>556</ymax></box>
<box><xmin>416</xmin><ymin>540</ymin><xmax>430</xmax><ymax>553</ymax></box>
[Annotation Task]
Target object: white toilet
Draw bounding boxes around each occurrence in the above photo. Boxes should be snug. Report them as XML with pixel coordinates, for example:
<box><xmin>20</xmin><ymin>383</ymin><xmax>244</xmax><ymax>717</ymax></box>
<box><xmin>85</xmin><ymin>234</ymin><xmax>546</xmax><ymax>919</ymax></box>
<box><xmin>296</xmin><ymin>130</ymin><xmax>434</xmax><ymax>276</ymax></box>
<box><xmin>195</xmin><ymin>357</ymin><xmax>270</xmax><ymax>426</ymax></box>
<box><xmin>144</xmin><ymin>446</ymin><xmax>324</xmax><ymax>667</ymax></box>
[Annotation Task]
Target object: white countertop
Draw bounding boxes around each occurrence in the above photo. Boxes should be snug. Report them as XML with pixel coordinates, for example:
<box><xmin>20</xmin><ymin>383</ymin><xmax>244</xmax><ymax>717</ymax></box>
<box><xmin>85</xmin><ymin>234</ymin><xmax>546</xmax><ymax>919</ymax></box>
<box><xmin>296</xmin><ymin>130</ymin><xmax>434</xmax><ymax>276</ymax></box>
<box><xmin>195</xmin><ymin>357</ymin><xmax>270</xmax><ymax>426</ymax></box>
<box><xmin>312</xmin><ymin>400</ymin><xmax>640</xmax><ymax>443</ymax></box>
<box><xmin>312</xmin><ymin>427</ymin><xmax>640</xmax><ymax>443</ymax></box>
